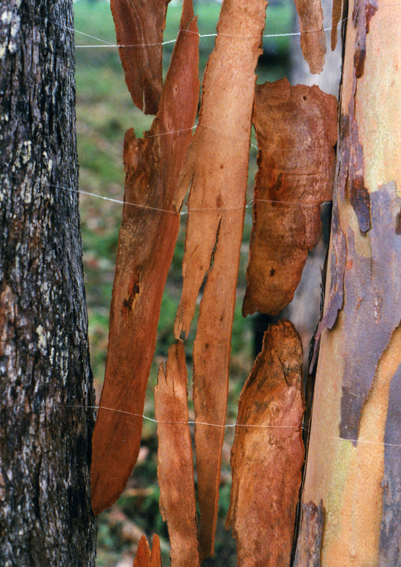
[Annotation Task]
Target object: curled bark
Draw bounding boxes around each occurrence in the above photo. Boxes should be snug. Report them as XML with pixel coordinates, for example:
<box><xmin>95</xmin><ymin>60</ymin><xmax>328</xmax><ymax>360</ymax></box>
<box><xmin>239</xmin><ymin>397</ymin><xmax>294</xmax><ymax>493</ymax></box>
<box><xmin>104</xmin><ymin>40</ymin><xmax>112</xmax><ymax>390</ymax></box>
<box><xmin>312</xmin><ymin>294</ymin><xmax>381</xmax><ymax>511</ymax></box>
<box><xmin>91</xmin><ymin>0</ymin><xmax>199</xmax><ymax>515</ymax></box>
<box><xmin>172</xmin><ymin>0</ymin><xmax>267</xmax><ymax>558</ymax></box>
<box><xmin>226</xmin><ymin>320</ymin><xmax>304</xmax><ymax>567</ymax></box>
<box><xmin>155</xmin><ymin>342</ymin><xmax>199</xmax><ymax>567</ymax></box>
<box><xmin>133</xmin><ymin>535</ymin><xmax>162</xmax><ymax>567</ymax></box>
<box><xmin>110</xmin><ymin>0</ymin><xmax>170</xmax><ymax>114</ymax></box>
<box><xmin>243</xmin><ymin>79</ymin><xmax>337</xmax><ymax>318</ymax></box>
<box><xmin>293</xmin><ymin>0</ymin><xmax>326</xmax><ymax>74</ymax></box>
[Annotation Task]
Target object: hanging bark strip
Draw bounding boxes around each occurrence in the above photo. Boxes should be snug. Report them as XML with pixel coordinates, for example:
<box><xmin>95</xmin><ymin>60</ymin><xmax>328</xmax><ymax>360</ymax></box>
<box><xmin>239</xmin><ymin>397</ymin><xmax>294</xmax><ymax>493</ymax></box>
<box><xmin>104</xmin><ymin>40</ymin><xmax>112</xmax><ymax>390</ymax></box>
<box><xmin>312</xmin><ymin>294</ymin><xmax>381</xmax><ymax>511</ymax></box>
<box><xmin>243</xmin><ymin>79</ymin><xmax>337</xmax><ymax>318</ymax></box>
<box><xmin>110</xmin><ymin>0</ymin><xmax>170</xmax><ymax>114</ymax></box>
<box><xmin>133</xmin><ymin>535</ymin><xmax>162</xmax><ymax>567</ymax></box>
<box><xmin>226</xmin><ymin>320</ymin><xmax>304</xmax><ymax>567</ymax></box>
<box><xmin>173</xmin><ymin>0</ymin><xmax>267</xmax><ymax>559</ymax></box>
<box><xmin>296</xmin><ymin>1</ymin><xmax>401</xmax><ymax>564</ymax></box>
<box><xmin>293</xmin><ymin>0</ymin><xmax>326</xmax><ymax>74</ymax></box>
<box><xmin>154</xmin><ymin>342</ymin><xmax>200</xmax><ymax>567</ymax></box>
<box><xmin>91</xmin><ymin>0</ymin><xmax>199</xmax><ymax>515</ymax></box>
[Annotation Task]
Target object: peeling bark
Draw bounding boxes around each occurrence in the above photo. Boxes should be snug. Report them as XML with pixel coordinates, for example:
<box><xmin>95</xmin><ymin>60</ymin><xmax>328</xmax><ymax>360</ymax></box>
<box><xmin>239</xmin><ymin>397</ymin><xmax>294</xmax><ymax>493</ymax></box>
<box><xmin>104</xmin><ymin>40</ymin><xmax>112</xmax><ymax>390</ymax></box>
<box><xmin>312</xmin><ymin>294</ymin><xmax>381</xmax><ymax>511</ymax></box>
<box><xmin>133</xmin><ymin>535</ymin><xmax>162</xmax><ymax>567</ymax></box>
<box><xmin>331</xmin><ymin>0</ymin><xmax>344</xmax><ymax>51</ymax></box>
<box><xmin>293</xmin><ymin>0</ymin><xmax>326</xmax><ymax>74</ymax></box>
<box><xmin>243</xmin><ymin>79</ymin><xmax>337</xmax><ymax>318</ymax></box>
<box><xmin>155</xmin><ymin>342</ymin><xmax>199</xmax><ymax>567</ymax></box>
<box><xmin>110</xmin><ymin>0</ymin><xmax>170</xmax><ymax>114</ymax></box>
<box><xmin>227</xmin><ymin>320</ymin><xmax>304</xmax><ymax>567</ymax></box>
<box><xmin>91</xmin><ymin>0</ymin><xmax>199</xmax><ymax>515</ymax></box>
<box><xmin>293</xmin><ymin>501</ymin><xmax>324</xmax><ymax>567</ymax></box>
<box><xmin>298</xmin><ymin>1</ymin><xmax>401</xmax><ymax>563</ymax></box>
<box><xmin>172</xmin><ymin>0</ymin><xmax>267</xmax><ymax>559</ymax></box>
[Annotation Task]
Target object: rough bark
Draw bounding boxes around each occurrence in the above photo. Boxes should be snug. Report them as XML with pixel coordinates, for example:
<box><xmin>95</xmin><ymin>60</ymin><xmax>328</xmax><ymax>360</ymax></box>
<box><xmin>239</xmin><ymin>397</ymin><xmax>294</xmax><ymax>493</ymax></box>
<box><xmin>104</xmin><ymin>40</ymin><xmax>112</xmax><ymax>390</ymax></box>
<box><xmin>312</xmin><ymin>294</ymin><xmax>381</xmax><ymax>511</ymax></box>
<box><xmin>296</xmin><ymin>1</ymin><xmax>401</xmax><ymax>564</ymax></box>
<box><xmin>227</xmin><ymin>320</ymin><xmax>304</xmax><ymax>567</ymax></box>
<box><xmin>110</xmin><ymin>0</ymin><xmax>170</xmax><ymax>115</ymax></box>
<box><xmin>172</xmin><ymin>0</ymin><xmax>267</xmax><ymax>559</ymax></box>
<box><xmin>91</xmin><ymin>0</ymin><xmax>199</xmax><ymax>514</ymax></box>
<box><xmin>0</xmin><ymin>1</ymin><xmax>96</xmax><ymax>565</ymax></box>
<box><xmin>243</xmin><ymin>79</ymin><xmax>337</xmax><ymax>317</ymax></box>
<box><xmin>155</xmin><ymin>342</ymin><xmax>199</xmax><ymax>567</ymax></box>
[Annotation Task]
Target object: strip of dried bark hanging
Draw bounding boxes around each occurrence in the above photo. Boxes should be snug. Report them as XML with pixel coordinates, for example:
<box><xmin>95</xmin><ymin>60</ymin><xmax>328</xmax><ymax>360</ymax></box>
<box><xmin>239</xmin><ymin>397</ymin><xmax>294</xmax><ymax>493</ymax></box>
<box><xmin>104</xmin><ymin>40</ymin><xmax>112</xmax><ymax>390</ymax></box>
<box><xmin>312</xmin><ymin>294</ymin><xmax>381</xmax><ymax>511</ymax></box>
<box><xmin>293</xmin><ymin>0</ymin><xmax>326</xmax><ymax>74</ymax></box>
<box><xmin>173</xmin><ymin>0</ymin><xmax>267</xmax><ymax>559</ymax></box>
<box><xmin>154</xmin><ymin>341</ymin><xmax>199</xmax><ymax>567</ymax></box>
<box><xmin>133</xmin><ymin>535</ymin><xmax>162</xmax><ymax>567</ymax></box>
<box><xmin>110</xmin><ymin>0</ymin><xmax>170</xmax><ymax>114</ymax></box>
<box><xmin>226</xmin><ymin>320</ymin><xmax>304</xmax><ymax>567</ymax></box>
<box><xmin>331</xmin><ymin>0</ymin><xmax>345</xmax><ymax>51</ymax></box>
<box><xmin>91</xmin><ymin>0</ymin><xmax>199</xmax><ymax>515</ymax></box>
<box><xmin>242</xmin><ymin>78</ymin><xmax>337</xmax><ymax>318</ymax></box>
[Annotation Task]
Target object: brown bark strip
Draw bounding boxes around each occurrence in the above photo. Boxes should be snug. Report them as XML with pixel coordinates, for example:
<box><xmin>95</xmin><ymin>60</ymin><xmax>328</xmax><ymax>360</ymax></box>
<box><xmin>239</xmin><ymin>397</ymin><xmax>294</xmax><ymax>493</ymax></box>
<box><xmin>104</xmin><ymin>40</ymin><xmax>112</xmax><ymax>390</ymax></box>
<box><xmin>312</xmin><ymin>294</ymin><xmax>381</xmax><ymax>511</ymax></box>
<box><xmin>154</xmin><ymin>342</ymin><xmax>200</xmax><ymax>567</ymax></box>
<box><xmin>293</xmin><ymin>0</ymin><xmax>326</xmax><ymax>74</ymax></box>
<box><xmin>331</xmin><ymin>0</ymin><xmax>344</xmax><ymax>51</ymax></box>
<box><xmin>91</xmin><ymin>0</ymin><xmax>199</xmax><ymax>515</ymax></box>
<box><xmin>226</xmin><ymin>320</ymin><xmax>304</xmax><ymax>567</ymax></box>
<box><xmin>243</xmin><ymin>79</ymin><xmax>337</xmax><ymax>318</ymax></box>
<box><xmin>110</xmin><ymin>0</ymin><xmax>170</xmax><ymax>114</ymax></box>
<box><xmin>133</xmin><ymin>535</ymin><xmax>162</xmax><ymax>567</ymax></box>
<box><xmin>293</xmin><ymin>501</ymin><xmax>325</xmax><ymax>567</ymax></box>
<box><xmin>172</xmin><ymin>0</ymin><xmax>267</xmax><ymax>559</ymax></box>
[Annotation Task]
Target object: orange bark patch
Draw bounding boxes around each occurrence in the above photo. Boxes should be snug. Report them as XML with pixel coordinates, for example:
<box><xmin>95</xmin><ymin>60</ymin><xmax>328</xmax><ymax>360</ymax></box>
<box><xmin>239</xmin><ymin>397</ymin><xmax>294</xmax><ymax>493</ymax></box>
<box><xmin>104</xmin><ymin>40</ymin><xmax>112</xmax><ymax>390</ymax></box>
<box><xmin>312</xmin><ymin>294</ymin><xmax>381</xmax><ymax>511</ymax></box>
<box><xmin>110</xmin><ymin>0</ymin><xmax>170</xmax><ymax>114</ymax></box>
<box><xmin>293</xmin><ymin>0</ymin><xmax>326</xmax><ymax>74</ymax></box>
<box><xmin>155</xmin><ymin>342</ymin><xmax>200</xmax><ymax>567</ymax></box>
<box><xmin>91</xmin><ymin>0</ymin><xmax>199</xmax><ymax>515</ymax></box>
<box><xmin>226</xmin><ymin>320</ymin><xmax>304</xmax><ymax>567</ymax></box>
<box><xmin>243</xmin><ymin>78</ymin><xmax>337</xmax><ymax>317</ymax></box>
<box><xmin>172</xmin><ymin>0</ymin><xmax>267</xmax><ymax>559</ymax></box>
<box><xmin>133</xmin><ymin>535</ymin><xmax>162</xmax><ymax>567</ymax></box>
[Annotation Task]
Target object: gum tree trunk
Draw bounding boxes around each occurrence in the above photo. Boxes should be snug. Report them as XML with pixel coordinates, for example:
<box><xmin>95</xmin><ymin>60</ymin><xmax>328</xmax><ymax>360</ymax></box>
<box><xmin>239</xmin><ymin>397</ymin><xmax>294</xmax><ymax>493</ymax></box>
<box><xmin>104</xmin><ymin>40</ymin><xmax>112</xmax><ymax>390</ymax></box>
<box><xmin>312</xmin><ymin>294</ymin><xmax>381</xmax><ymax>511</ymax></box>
<box><xmin>0</xmin><ymin>1</ymin><xmax>96</xmax><ymax>565</ymax></box>
<box><xmin>294</xmin><ymin>1</ymin><xmax>401</xmax><ymax>565</ymax></box>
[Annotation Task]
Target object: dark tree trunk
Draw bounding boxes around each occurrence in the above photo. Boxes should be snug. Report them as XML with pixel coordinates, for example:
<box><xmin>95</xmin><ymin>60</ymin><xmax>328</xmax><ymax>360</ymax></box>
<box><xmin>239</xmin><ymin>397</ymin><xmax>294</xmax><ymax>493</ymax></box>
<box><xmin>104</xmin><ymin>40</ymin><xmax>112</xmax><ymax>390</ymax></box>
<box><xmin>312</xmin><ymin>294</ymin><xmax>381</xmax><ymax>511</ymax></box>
<box><xmin>0</xmin><ymin>1</ymin><xmax>96</xmax><ymax>565</ymax></box>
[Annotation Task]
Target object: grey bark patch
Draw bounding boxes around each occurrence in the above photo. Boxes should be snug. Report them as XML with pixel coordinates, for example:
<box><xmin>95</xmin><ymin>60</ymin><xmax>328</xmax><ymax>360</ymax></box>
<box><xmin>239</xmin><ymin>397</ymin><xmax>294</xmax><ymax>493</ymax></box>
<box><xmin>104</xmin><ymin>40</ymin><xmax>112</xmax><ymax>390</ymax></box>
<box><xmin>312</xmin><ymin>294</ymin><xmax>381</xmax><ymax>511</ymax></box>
<box><xmin>293</xmin><ymin>500</ymin><xmax>325</xmax><ymax>567</ymax></box>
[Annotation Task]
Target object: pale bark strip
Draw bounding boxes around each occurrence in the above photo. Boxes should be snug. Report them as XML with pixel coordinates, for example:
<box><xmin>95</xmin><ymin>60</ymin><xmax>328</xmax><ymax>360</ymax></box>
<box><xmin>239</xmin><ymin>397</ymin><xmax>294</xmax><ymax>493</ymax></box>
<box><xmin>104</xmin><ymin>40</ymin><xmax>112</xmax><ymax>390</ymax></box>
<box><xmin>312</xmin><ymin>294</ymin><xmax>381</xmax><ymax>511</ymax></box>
<box><xmin>91</xmin><ymin>0</ymin><xmax>199</xmax><ymax>515</ymax></box>
<box><xmin>226</xmin><ymin>320</ymin><xmax>304</xmax><ymax>567</ymax></box>
<box><xmin>172</xmin><ymin>0</ymin><xmax>267</xmax><ymax>559</ymax></box>
<box><xmin>243</xmin><ymin>78</ymin><xmax>337</xmax><ymax>317</ymax></box>
<box><xmin>110</xmin><ymin>0</ymin><xmax>170</xmax><ymax>114</ymax></box>
<box><xmin>293</xmin><ymin>0</ymin><xmax>326</xmax><ymax>74</ymax></box>
<box><xmin>296</xmin><ymin>1</ymin><xmax>401</xmax><ymax>564</ymax></box>
<box><xmin>155</xmin><ymin>342</ymin><xmax>200</xmax><ymax>567</ymax></box>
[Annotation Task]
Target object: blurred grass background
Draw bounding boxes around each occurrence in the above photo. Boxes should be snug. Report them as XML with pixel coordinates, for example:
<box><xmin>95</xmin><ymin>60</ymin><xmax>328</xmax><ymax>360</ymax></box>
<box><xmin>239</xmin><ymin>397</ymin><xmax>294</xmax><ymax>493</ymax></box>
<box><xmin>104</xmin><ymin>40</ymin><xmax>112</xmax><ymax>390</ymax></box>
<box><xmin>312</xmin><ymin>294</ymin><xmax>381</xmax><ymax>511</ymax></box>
<box><xmin>74</xmin><ymin>1</ymin><xmax>294</xmax><ymax>564</ymax></box>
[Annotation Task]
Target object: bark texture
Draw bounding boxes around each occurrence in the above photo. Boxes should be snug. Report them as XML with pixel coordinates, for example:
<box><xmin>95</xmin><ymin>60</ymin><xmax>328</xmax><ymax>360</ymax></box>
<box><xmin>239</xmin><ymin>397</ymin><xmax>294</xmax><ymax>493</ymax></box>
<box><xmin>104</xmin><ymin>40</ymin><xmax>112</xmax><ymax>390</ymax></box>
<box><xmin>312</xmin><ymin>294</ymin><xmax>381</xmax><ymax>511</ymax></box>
<box><xmin>133</xmin><ymin>535</ymin><xmax>162</xmax><ymax>567</ymax></box>
<box><xmin>110</xmin><ymin>0</ymin><xmax>170</xmax><ymax>115</ymax></box>
<box><xmin>173</xmin><ymin>0</ymin><xmax>267</xmax><ymax>558</ymax></box>
<box><xmin>227</xmin><ymin>321</ymin><xmax>304</xmax><ymax>567</ymax></box>
<box><xmin>293</xmin><ymin>0</ymin><xmax>326</xmax><ymax>74</ymax></box>
<box><xmin>155</xmin><ymin>342</ymin><xmax>199</xmax><ymax>567</ymax></box>
<box><xmin>0</xmin><ymin>1</ymin><xmax>96</xmax><ymax>565</ymax></box>
<box><xmin>91</xmin><ymin>0</ymin><xmax>199</xmax><ymax>514</ymax></box>
<box><xmin>243</xmin><ymin>79</ymin><xmax>337</xmax><ymax>317</ymax></box>
<box><xmin>297</xmin><ymin>1</ymin><xmax>401</xmax><ymax>564</ymax></box>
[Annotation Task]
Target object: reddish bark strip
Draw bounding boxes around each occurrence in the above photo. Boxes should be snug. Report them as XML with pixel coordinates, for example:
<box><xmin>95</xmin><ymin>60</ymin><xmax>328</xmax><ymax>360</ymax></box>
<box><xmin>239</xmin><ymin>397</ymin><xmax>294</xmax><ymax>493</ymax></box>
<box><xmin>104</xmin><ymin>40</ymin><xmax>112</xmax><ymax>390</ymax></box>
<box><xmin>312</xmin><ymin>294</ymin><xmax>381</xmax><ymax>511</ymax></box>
<box><xmin>226</xmin><ymin>320</ymin><xmax>304</xmax><ymax>567</ymax></box>
<box><xmin>293</xmin><ymin>0</ymin><xmax>326</xmax><ymax>74</ymax></box>
<box><xmin>110</xmin><ymin>0</ymin><xmax>170</xmax><ymax>114</ymax></box>
<box><xmin>154</xmin><ymin>342</ymin><xmax>200</xmax><ymax>567</ymax></box>
<box><xmin>133</xmin><ymin>535</ymin><xmax>162</xmax><ymax>567</ymax></box>
<box><xmin>91</xmin><ymin>0</ymin><xmax>199</xmax><ymax>515</ymax></box>
<box><xmin>243</xmin><ymin>79</ymin><xmax>337</xmax><ymax>317</ymax></box>
<box><xmin>331</xmin><ymin>0</ymin><xmax>344</xmax><ymax>50</ymax></box>
<box><xmin>172</xmin><ymin>0</ymin><xmax>267</xmax><ymax>559</ymax></box>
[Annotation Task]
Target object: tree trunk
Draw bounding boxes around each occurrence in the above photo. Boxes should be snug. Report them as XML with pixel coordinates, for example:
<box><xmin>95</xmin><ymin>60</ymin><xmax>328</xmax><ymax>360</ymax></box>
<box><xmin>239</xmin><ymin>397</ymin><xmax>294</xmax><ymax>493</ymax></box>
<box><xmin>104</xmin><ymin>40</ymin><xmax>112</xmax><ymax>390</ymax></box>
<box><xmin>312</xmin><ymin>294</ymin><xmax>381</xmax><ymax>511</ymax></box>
<box><xmin>295</xmin><ymin>1</ymin><xmax>401</xmax><ymax>565</ymax></box>
<box><xmin>0</xmin><ymin>1</ymin><xmax>96</xmax><ymax>565</ymax></box>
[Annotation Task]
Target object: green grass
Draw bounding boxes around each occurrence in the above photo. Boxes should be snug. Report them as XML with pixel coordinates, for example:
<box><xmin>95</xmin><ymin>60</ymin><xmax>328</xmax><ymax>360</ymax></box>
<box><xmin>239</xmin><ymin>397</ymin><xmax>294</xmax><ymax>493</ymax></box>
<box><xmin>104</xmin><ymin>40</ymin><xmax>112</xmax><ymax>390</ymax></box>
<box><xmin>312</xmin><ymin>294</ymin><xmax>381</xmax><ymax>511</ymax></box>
<box><xmin>74</xmin><ymin>1</ymin><xmax>293</xmax><ymax>564</ymax></box>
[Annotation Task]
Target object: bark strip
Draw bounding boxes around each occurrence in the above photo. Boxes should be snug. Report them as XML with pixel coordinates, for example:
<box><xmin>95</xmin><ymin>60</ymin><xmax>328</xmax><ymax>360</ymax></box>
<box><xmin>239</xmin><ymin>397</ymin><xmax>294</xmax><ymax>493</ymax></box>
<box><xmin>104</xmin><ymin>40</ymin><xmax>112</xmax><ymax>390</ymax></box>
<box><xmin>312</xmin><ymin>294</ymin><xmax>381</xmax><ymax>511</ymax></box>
<box><xmin>155</xmin><ymin>342</ymin><xmax>200</xmax><ymax>567</ymax></box>
<box><xmin>110</xmin><ymin>0</ymin><xmax>170</xmax><ymax>114</ymax></box>
<box><xmin>172</xmin><ymin>0</ymin><xmax>267</xmax><ymax>558</ymax></box>
<box><xmin>293</xmin><ymin>0</ymin><xmax>326</xmax><ymax>74</ymax></box>
<box><xmin>91</xmin><ymin>0</ymin><xmax>199</xmax><ymax>515</ymax></box>
<box><xmin>133</xmin><ymin>535</ymin><xmax>162</xmax><ymax>567</ymax></box>
<box><xmin>243</xmin><ymin>79</ymin><xmax>337</xmax><ymax>318</ymax></box>
<box><xmin>226</xmin><ymin>320</ymin><xmax>304</xmax><ymax>567</ymax></box>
